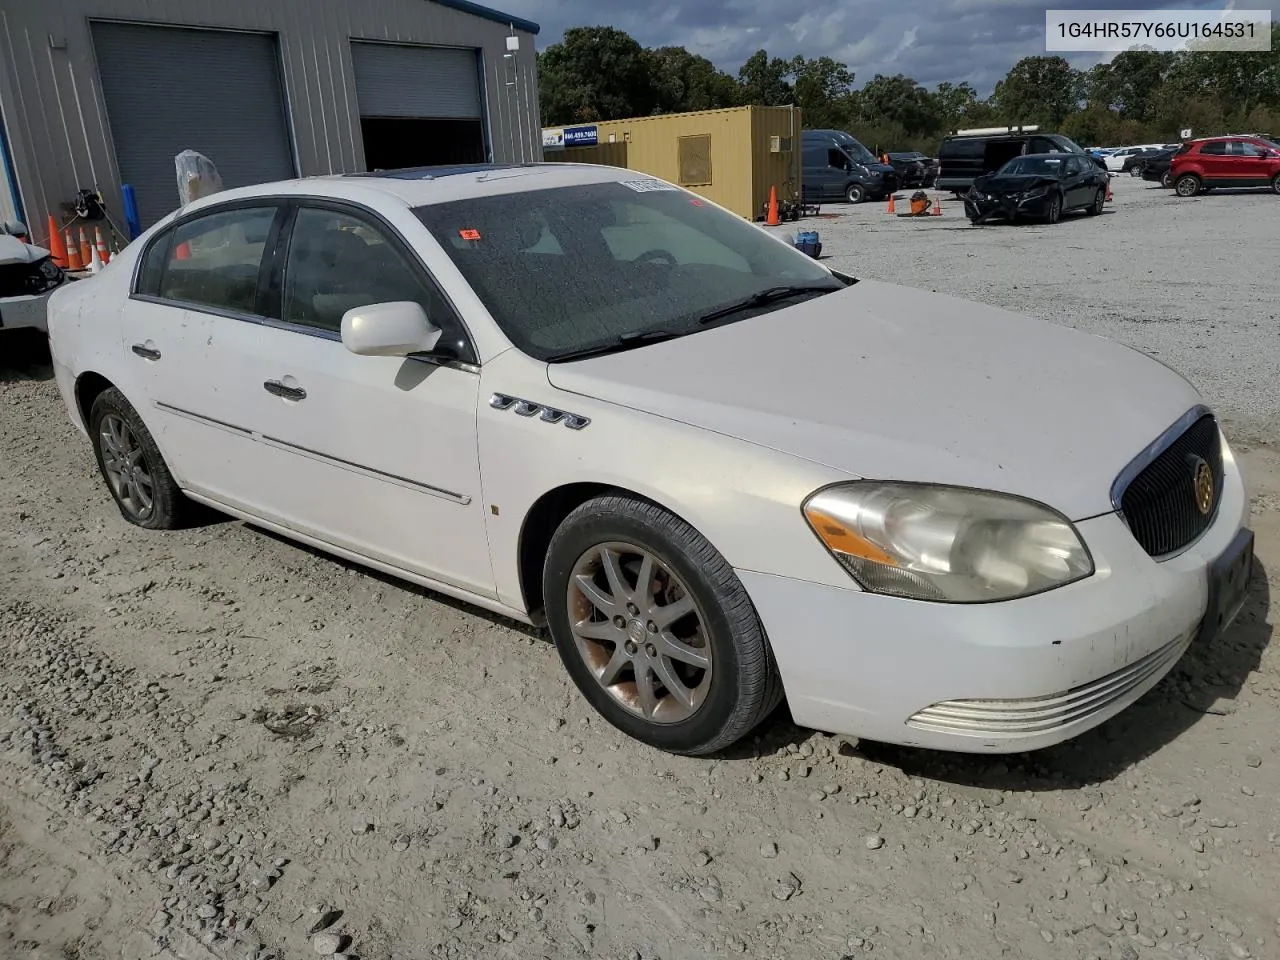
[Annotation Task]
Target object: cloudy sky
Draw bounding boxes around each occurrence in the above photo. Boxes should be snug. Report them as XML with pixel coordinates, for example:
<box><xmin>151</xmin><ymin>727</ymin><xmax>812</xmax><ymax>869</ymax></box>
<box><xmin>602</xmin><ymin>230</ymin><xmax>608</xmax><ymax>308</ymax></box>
<box><xmin>495</xmin><ymin>0</ymin><xmax>1252</xmax><ymax>94</ymax></box>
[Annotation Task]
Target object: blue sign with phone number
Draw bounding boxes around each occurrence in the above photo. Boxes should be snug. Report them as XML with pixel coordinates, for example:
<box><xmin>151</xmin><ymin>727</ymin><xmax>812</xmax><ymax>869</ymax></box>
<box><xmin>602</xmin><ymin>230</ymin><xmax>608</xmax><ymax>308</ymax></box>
<box><xmin>563</xmin><ymin>125</ymin><xmax>598</xmax><ymax>146</ymax></box>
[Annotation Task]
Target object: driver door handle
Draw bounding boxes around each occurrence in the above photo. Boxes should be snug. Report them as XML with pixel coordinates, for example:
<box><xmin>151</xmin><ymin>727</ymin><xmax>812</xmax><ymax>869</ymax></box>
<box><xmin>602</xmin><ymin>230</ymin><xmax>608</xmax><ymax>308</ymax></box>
<box><xmin>264</xmin><ymin>379</ymin><xmax>306</xmax><ymax>401</ymax></box>
<box><xmin>131</xmin><ymin>343</ymin><xmax>161</xmax><ymax>360</ymax></box>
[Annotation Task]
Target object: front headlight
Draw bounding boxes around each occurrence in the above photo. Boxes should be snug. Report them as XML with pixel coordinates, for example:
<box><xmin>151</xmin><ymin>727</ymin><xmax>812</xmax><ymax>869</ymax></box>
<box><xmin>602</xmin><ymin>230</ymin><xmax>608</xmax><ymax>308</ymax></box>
<box><xmin>802</xmin><ymin>483</ymin><xmax>1093</xmax><ymax>603</ymax></box>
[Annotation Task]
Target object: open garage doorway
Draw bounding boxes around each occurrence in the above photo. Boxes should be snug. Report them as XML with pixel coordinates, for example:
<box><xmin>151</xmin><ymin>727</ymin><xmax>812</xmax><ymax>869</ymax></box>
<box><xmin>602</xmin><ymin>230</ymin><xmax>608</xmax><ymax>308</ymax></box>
<box><xmin>351</xmin><ymin>41</ymin><xmax>488</xmax><ymax>173</ymax></box>
<box><xmin>360</xmin><ymin>117</ymin><xmax>486</xmax><ymax>171</ymax></box>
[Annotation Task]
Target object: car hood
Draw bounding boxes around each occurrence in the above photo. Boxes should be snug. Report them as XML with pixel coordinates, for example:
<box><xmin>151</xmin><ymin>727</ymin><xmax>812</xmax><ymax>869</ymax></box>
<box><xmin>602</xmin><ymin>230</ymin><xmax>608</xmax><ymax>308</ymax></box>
<box><xmin>973</xmin><ymin>174</ymin><xmax>1058</xmax><ymax>195</ymax></box>
<box><xmin>544</xmin><ymin>280</ymin><xmax>1204</xmax><ymax>520</ymax></box>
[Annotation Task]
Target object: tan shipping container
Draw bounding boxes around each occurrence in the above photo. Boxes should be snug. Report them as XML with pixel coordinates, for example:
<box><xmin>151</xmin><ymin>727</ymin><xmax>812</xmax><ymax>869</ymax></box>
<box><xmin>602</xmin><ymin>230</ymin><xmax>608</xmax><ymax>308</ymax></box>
<box><xmin>545</xmin><ymin>105</ymin><xmax>802</xmax><ymax>220</ymax></box>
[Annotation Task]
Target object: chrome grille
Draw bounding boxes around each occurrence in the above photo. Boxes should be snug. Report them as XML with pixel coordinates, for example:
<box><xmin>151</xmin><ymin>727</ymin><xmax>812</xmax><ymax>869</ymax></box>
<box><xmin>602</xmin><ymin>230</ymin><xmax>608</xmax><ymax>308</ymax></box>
<box><xmin>1117</xmin><ymin>413</ymin><xmax>1222</xmax><ymax>557</ymax></box>
<box><xmin>907</xmin><ymin>632</ymin><xmax>1191</xmax><ymax>738</ymax></box>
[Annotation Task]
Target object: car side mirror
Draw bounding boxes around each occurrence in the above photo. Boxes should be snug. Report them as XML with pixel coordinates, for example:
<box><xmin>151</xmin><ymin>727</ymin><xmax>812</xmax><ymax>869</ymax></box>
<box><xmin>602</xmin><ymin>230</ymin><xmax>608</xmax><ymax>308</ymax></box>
<box><xmin>340</xmin><ymin>301</ymin><xmax>442</xmax><ymax>357</ymax></box>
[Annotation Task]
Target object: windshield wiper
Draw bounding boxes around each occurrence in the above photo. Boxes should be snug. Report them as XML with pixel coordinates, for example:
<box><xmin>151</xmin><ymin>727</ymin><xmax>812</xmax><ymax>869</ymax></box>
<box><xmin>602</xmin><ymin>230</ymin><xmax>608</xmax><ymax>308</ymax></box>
<box><xmin>545</xmin><ymin>329</ymin><xmax>685</xmax><ymax>363</ymax></box>
<box><xmin>696</xmin><ymin>284</ymin><xmax>839</xmax><ymax>326</ymax></box>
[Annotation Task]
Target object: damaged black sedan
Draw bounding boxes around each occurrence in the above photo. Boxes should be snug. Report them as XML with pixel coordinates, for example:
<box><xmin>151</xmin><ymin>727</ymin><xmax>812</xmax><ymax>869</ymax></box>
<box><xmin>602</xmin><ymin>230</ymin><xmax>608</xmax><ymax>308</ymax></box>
<box><xmin>964</xmin><ymin>153</ymin><xmax>1109</xmax><ymax>225</ymax></box>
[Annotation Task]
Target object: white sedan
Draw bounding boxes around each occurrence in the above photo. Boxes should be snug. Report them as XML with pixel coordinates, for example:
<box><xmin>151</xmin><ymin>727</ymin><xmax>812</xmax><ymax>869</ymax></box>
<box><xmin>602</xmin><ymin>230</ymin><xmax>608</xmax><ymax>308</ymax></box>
<box><xmin>46</xmin><ymin>163</ymin><xmax>1254</xmax><ymax>756</ymax></box>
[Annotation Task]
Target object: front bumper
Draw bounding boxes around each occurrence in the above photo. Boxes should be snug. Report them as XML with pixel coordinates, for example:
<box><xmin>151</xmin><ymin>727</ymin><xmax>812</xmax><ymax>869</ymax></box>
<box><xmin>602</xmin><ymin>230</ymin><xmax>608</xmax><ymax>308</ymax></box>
<box><xmin>964</xmin><ymin>190</ymin><xmax>1053</xmax><ymax>223</ymax></box>
<box><xmin>739</xmin><ymin>449</ymin><xmax>1251</xmax><ymax>753</ymax></box>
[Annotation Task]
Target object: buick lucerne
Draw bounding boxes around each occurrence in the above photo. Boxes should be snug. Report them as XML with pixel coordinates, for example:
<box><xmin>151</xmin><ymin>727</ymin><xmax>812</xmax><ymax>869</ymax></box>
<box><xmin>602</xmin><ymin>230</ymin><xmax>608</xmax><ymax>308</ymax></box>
<box><xmin>46</xmin><ymin>163</ymin><xmax>1254</xmax><ymax>756</ymax></box>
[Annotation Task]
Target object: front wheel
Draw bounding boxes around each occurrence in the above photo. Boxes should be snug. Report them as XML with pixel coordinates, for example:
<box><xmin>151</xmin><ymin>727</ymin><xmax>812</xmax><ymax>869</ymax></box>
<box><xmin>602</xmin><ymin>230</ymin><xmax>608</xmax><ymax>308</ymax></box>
<box><xmin>1045</xmin><ymin>192</ymin><xmax>1062</xmax><ymax>224</ymax></box>
<box><xmin>1174</xmin><ymin>174</ymin><xmax>1201</xmax><ymax>197</ymax></box>
<box><xmin>89</xmin><ymin>387</ymin><xmax>189</xmax><ymax>529</ymax></box>
<box><xmin>1272</xmin><ymin>173</ymin><xmax>1280</xmax><ymax>194</ymax></box>
<box><xmin>543</xmin><ymin>495</ymin><xmax>783</xmax><ymax>756</ymax></box>
<box><xmin>844</xmin><ymin>183</ymin><xmax>866</xmax><ymax>204</ymax></box>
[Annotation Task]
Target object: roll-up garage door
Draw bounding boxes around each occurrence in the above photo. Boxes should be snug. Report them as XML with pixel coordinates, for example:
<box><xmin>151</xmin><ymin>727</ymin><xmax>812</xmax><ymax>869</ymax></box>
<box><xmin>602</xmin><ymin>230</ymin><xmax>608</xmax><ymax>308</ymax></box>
<box><xmin>91</xmin><ymin>22</ymin><xmax>295</xmax><ymax>229</ymax></box>
<box><xmin>350</xmin><ymin>41</ymin><xmax>486</xmax><ymax>170</ymax></box>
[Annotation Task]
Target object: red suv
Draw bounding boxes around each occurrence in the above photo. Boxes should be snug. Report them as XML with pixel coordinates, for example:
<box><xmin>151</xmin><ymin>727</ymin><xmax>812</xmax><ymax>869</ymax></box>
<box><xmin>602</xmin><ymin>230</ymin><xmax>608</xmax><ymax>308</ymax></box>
<box><xmin>1170</xmin><ymin>136</ymin><xmax>1280</xmax><ymax>196</ymax></box>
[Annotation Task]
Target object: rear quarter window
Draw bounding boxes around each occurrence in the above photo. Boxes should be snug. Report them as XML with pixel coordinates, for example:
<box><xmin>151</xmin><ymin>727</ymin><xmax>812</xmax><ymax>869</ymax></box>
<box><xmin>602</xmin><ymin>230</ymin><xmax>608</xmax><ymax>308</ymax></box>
<box><xmin>940</xmin><ymin>139</ymin><xmax>986</xmax><ymax>159</ymax></box>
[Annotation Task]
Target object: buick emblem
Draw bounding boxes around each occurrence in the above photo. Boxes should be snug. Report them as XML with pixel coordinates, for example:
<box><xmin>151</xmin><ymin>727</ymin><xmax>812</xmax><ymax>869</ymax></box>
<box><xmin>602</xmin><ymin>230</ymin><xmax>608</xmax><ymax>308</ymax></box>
<box><xmin>1192</xmin><ymin>457</ymin><xmax>1214</xmax><ymax>516</ymax></box>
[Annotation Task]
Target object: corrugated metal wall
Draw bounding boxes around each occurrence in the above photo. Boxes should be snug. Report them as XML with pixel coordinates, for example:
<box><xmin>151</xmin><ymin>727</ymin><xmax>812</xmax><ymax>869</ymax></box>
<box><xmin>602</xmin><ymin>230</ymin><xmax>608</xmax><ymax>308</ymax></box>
<box><xmin>545</xmin><ymin>107</ymin><xmax>804</xmax><ymax>221</ymax></box>
<box><xmin>750</xmin><ymin>106</ymin><xmax>803</xmax><ymax>221</ymax></box>
<box><xmin>0</xmin><ymin>0</ymin><xmax>540</xmax><ymax>244</ymax></box>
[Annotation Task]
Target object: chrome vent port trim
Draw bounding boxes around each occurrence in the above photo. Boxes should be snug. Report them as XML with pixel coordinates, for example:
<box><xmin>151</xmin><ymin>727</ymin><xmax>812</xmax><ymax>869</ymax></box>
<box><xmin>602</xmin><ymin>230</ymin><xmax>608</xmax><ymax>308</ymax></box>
<box><xmin>488</xmin><ymin>393</ymin><xmax>590</xmax><ymax>430</ymax></box>
<box><xmin>906</xmin><ymin>631</ymin><xmax>1192</xmax><ymax>738</ymax></box>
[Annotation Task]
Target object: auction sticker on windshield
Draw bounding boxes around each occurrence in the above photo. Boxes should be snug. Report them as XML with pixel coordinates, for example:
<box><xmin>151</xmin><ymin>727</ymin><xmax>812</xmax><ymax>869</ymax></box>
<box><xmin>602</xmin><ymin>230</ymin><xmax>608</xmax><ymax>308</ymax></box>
<box><xmin>620</xmin><ymin>179</ymin><xmax>681</xmax><ymax>192</ymax></box>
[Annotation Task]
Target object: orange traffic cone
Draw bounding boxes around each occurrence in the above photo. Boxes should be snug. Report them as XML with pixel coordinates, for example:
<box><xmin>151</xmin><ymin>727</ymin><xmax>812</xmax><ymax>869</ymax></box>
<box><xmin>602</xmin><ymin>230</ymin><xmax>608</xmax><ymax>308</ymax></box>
<box><xmin>766</xmin><ymin>185</ymin><xmax>780</xmax><ymax>226</ymax></box>
<box><xmin>46</xmin><ymin>216</ymin><xmax>67</xmax><ymax>267</ymax></box>
<box><xmin>64</xmin><ymin>230</ymin><xmax>84</xmax><ymax>270</ymax></box>
<box><xmin>94</xmin><ymin>227</ymin><xmax>110</xmax><ymax>265</ymax></box>
<box><xmin>885</xmin><ymin>193</ymin><xmax>896</xmax><ymax>214</ymax></box>
<box><xmin>1105</xmin><ymin>178</ymin><xmax>1113</xmax><ymax>201</ymax></box>
<box><xmin>931</xmin><ymin>197</ymin><xmax>942</xmax><ymax>216</ymax></box>
<box><xmin>78</xmin><ymin>227</ymin><xmax>91</xmax><ymax>268</ymax></box>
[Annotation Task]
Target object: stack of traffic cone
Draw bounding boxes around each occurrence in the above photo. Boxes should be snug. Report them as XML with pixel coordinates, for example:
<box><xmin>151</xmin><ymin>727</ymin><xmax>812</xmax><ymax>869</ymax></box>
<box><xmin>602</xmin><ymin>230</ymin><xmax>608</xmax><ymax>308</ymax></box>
<box><xmin>63</xmin><ymin>229</ymin><xmax>84</xmax><ymax>270</ymax></box>
<box><xmin>46</xmin><ymin>216</ymin><xmax>67</xmax><ymax>267</ymax></box>
<box><xmin>78</xmin><ymin>227</ymin><xmax>91</xmax><ymax>268</ymax></box>
<box><xmin>1105</xmin><ymin>178</ymin><xmax>1113</xmax><ymax>201</ymax></box>
<box><xmin>931</xmin><ymin>197</ymin><xmax>942</xmax><ymax>216</ymax></box>
<box><xmin>94</xmin><ymin>227</ymin><xmax>111</xmax><ymax>265</ymax></box>
<box><xmin>766</xmin><ymin>185</ymin><xmax>780</xmax><ymax>226</ymax></box>
<box><xmin>88</xmin><ymin>240</ymin><xmax>103</xmax><ymax>274</ymax></box>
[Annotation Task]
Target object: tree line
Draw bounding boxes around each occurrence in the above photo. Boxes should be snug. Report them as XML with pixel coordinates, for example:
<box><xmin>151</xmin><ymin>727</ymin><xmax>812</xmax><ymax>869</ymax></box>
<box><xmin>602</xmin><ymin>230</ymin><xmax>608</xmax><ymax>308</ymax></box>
<box><xmin>537</xmin><ymin>25</ymin><xmax>1280</xmax><ymax>152</ymax></box>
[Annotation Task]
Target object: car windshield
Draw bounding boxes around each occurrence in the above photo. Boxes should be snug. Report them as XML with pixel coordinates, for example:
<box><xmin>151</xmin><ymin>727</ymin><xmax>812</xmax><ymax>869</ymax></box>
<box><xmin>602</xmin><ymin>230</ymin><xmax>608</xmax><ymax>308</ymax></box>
<box><xmin>413</xmin><ymin>180</ymin><xmax>844</xmax><ymax>361</ymax></box>
<box><xmin>838</xmin><ymin>136</ymin><xmax>879</xmax><ymax>164</ymax></box>
<box><xmin>997</xmin><ymin>156</ymin><xmax>1065</xmax><ymax>176</ymax></box>
<box><xmin>1056</xmin><ymin>135</ymin><xmax>1086</xmax><ymax>154</ymax></box>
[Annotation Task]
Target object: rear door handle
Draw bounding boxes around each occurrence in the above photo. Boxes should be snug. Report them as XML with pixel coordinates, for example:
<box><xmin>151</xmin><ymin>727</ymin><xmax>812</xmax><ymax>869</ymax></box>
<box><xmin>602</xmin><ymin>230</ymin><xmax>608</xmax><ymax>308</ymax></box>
<box><xmin>264</xmin><ymin>379</ymin><xmax>306</xmax><ymax>401</ymax></box>
<box><xmin>131</xmin><ymin>343</ymin><xmax>161</xmax><ymax>360</ymax></box>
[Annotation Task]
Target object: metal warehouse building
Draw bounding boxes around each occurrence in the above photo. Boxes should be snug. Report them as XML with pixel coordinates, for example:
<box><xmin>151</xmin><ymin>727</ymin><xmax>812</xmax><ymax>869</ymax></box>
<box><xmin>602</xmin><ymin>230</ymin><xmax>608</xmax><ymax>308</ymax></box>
<box><xmin>0</xmin><ymin>0</ymin><xmax>542</xmax><ymax>236</ymax></box>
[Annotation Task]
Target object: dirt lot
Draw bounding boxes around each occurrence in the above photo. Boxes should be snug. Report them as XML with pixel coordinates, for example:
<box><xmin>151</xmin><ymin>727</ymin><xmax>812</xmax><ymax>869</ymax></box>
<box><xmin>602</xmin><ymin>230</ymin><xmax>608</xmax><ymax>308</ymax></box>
<box><xmin>1</xmin><ymin>174</ymin><xmax>1278</xmax><ymax>960</ymax></box>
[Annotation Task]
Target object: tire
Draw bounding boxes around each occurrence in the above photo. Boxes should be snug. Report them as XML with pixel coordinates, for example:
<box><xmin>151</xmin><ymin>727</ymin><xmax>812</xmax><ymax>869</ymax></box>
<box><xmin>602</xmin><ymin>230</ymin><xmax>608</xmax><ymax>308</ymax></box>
<box><xmin>1045</xmin><ymin>191</ymin><xmax>1062</xmax><ymax>224</ymax></box>
<box><xmin>89</xmin><ymin>387</ymin><xmax>189</xmax><ymax>529</ymax></box>
<box><xmin>1129</xmin><ymin>166</ymin><xmax>1142</xmax><ymax>177</ymax></box>
<box><xmin>1273</xmin><ymin>173</ymin><xmax>1280</xmax><ymax>194</ymax></box>
<box><xmin>542</xmin><ymin>495</ymin><xmax>783</xmax><ymax>756</ymax></box>
<box><xmin>844</xmin><ymin>183</ymin><xmax>866</xmax><ymax>204</ymax></box>
<box><xmin>1174</xmin><ymin>174</ymin><xmax>1201</xmax><ymax>197</ymax></box>
<box><xmin>1087</xmin><ymin>187</ymin><xmax>1105</xmax><ymax>215</ymax></box>
<box><xmin>1160</xmin><ymin>171</ymin><xmax>1173</xmax><ymax>188</ymax></box>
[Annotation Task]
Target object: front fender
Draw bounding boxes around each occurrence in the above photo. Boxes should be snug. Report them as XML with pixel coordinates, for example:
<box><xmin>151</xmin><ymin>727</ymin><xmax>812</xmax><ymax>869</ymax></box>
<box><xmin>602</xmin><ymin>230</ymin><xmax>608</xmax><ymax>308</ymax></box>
<box><xmin>476</xmin><ymin>350</ymin><xmax>859</xmax><ymax>613</ymax></box>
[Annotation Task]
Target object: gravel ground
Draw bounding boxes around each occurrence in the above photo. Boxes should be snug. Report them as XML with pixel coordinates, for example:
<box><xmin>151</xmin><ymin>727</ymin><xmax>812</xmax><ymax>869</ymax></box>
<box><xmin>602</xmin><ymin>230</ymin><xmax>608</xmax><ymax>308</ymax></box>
<box><xmin>774</xmin><ymin>174</ymin><xmax>1279</xmax><ymax>445</ymax></box>
<box><xmin>0</xmin><ymin>176</ymin><xmax>1278</xmax><ymax>960</ymax></box>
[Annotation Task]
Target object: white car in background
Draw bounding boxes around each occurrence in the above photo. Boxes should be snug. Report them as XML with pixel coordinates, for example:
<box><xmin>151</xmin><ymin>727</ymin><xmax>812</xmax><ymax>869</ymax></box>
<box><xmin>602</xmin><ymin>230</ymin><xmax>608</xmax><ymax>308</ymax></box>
<box><xmin>1105</xmin><ymin>145</ymin><xmax>1166</xmax><ymax>172</ymax></box>
<box><xmin>45</xmin><ymin>163</ymin><xmax>1255</xmax><ymax>757</ymax></box>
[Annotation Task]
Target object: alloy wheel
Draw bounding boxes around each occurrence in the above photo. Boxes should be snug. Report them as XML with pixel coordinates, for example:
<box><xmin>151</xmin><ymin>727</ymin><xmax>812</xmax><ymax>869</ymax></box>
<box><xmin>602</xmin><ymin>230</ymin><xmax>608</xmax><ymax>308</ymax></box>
<box><xmin>566</xmin><ymin>542</ymin><xmax>713</xmax><ymax>724</ymax></box>
<box><xmin>99</xmin><ymin>413</ymin><xmax>155</xmax><ymax>522</ymax></box>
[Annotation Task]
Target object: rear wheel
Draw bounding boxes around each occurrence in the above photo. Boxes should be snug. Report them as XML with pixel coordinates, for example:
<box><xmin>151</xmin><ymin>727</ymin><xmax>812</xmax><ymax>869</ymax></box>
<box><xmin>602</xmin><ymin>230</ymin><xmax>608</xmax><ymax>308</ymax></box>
<box><xmin>1160</xmin><ymin>171</ymin><xmax>1173</xmax><ymax>188</ymax></box>
<box><xmin>1273</xmin><ymin>173</ymin><xmax>1280</xmax><ymax>194</ymax></box>
<box><xmin>89</xmin><ymin>387</ymin><xmax>189</xmax><ymax>529</ymax></box>
<box><xmin>543</xmin><ymin>495</ymin><xmax>783</xmax><ymax>756</ymax></box>
<box><xmin>844</xmin><ymin>183</ymin><xmax>866</xmax><ymax>204</ymax></box>
<box><xmin>1087</xmin><ymin>187</ymin><xmax>1105</xmax><ymax>215</ymax></box>
<box><xmin>1129</xmin><ymin>166</ymin><xmax>1142</xmax><ymax>177</ymax></box>
<box><xmin>1174</xmin><ymin>174</ymin><xmax>1201</xmax><ymax>197</ymax></box>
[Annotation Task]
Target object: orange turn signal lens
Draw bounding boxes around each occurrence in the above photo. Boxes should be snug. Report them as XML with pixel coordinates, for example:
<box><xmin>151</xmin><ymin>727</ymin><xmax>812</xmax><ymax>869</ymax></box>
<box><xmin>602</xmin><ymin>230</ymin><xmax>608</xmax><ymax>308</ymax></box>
<box><xmin>803</xmin><ymin>504</ymin><xmax>898</xmax><ymax>567</ymax></box>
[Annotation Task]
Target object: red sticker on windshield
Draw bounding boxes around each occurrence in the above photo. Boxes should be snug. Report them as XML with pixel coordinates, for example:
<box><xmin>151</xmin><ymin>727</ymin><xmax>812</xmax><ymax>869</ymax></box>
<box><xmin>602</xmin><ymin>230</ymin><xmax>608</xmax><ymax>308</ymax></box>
<box><xmin>690</xmin><ymin>198</ymin><xmax>704</xmax><ymax>206</ymax></box>
<box><xmin>459</xmin><ymin>228</ymin><xmax>481</xmax><ymax>241</ymax></box>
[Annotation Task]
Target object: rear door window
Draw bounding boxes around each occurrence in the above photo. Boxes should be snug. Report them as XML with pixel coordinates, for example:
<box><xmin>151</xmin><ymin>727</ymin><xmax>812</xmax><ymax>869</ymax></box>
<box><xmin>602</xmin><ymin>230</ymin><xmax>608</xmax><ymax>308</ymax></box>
<box><xmin>153</xmin><ymin>205</ymin><xmax>279</xmax><ymax>316</ymax></box>
<box><xmin>1199</xmin><ymin>142</ymin><xmax>1229</xmax><ymax>156</ymax></box>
